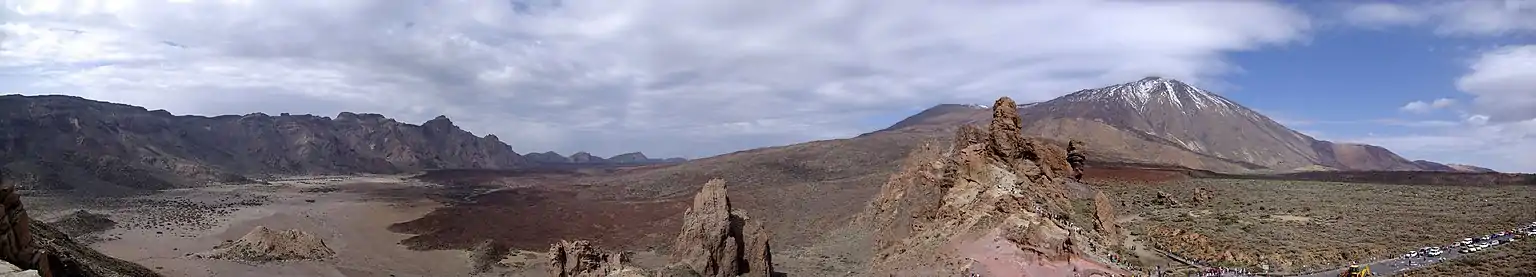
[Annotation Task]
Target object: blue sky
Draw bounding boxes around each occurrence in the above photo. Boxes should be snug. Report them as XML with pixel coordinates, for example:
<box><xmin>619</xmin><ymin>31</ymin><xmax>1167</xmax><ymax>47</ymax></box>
<box><xmin>2</xmin><ymin>0</ymin><xmax>1534</xmax><ymax>172</ymax></box>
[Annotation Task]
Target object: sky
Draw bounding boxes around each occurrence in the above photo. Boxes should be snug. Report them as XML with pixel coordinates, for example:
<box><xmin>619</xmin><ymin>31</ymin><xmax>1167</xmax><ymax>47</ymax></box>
<box><xmin>0</xmin><ymin>0</ymin><xmax>1533</xmax><ymax>172</ymax></box>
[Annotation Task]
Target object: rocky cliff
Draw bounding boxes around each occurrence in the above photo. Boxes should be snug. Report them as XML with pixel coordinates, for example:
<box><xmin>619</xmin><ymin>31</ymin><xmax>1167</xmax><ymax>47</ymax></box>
<box><xmin>860</xmin><ymin>97</ymin><xmax>1127</xmax><ymax>276</ymax></box>
<box><xmin>0</xmin><ymin>95</ymin><xmax>528</xmax><ymax>193</ymax></box>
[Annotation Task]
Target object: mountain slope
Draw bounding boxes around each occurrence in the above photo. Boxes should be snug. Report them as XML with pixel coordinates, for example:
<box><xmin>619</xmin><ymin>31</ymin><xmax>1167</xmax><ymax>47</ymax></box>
<box><xmin>876</xmin><ymin>77</ymin><xmax>1486</xmax><ymax>173</ymax></box>
<box><xmin>0</xmin><ymin>94</ymin><xmax>528</xmax><ymax>193</ymax></box>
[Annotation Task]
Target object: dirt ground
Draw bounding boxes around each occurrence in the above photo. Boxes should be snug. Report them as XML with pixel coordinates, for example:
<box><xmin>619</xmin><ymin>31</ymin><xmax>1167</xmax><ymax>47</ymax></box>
<box><xmin>21</xmin><ymin>175</ymin><xmax>484</xmax><ymax>277</ymax></box>
<box><xmin>1093</xmin><ymin>178</ymin><xmax>1536</xmax><ymax>273</ymax></box>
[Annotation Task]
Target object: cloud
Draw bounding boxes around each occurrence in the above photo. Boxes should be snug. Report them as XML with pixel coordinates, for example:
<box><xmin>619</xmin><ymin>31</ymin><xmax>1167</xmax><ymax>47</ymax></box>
<box><xmin>1457</xmin><ymin>45</ymin><xmax>1536</xmax><ymax>122</ymax></box>
<box><xmin>1341</xmin><ymin>118</ymin><xmax>1536</xmax><ymax>172</ymax></box>
<box><xmin>1399</xmin><ymin>98</ymin><xmax>1457</xmax><ymax>113</ymax></box>
<box><xmin>1347</xmin><ymin>44</ymin><xmax>1536</xmax><ymax>173</ymax></box>
<box><xmin>1340</xmin><ymin>1</ymin><xmax>1536</xmax><ymax>36</ymax></box>
<box><xmin>0</xmin><ymin>0</ymin><xmax>1312</xmax><ymax>158</ymax></box>
<box><xmin>1343</xmin><ymin>2</ymin><xmax>1428</xmax><ymax>28</ymax></box>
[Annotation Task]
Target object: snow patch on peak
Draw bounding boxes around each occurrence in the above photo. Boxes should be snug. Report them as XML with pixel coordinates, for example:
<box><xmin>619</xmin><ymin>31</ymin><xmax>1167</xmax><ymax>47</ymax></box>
<box><xmin>965</xmin><ymin>104</ymin><xmax>990</xmax><ymax>109</ymax></box>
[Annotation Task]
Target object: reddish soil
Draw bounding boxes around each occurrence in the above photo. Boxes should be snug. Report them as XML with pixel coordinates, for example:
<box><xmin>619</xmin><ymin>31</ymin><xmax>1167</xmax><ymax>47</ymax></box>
<box><xmin>389</xmin><ymin>187</ymin><xmax>689</xmax><ymax>251</ymax></box>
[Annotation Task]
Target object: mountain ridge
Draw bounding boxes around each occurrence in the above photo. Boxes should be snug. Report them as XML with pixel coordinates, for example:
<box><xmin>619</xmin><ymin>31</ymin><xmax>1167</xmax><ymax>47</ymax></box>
<box><xmin>875</xmin><ymin>77</ymin><xmax>1492</xmax><ymax>173</ymax></box>
<box><xmin>0</xmin><ymin>94</ymin><xmax>529</xmax><ymax>193</ymax></box>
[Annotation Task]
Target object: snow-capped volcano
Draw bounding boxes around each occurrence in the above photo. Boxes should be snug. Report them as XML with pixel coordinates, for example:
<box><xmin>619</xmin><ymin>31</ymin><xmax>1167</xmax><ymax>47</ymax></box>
<box><xmin>877</xmin><ymin>76</ymin><xmax>1473</xmax><ymax>172</ymax></box>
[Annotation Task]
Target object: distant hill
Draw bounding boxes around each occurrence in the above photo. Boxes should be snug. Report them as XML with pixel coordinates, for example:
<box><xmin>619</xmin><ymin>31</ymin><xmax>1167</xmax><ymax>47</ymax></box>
<box><xmin>520</xmin><ymin>151</ymin><xmax>686</xmax><ymax>165</ymax></box>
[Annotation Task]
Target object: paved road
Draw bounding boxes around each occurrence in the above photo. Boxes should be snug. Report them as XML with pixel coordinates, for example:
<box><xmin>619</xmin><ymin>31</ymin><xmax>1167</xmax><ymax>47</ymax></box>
<box><xmin>1292</xmin><ymin>233</ymin><xmax>1521</xmax><ymax>277</ymax></box>
<box><xmin>1171</xmin><ymin>232</ymin><xmax>1526</xmax><ymax>277</ymax></box>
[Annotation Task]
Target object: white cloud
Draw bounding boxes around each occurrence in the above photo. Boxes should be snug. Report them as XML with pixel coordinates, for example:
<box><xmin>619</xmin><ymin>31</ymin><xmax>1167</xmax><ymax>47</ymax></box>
<box><xmin>1343</xmin><ymin>118</ymin><xmax>1536</xmax><ymax>173</ymax></box>
<box><xmin>0</xmin><ymin>0</ymin><xmax>1312</xmax><ymax>158</ymax></box>
<box><xmin>1343</xmin><ymin>3</ymin><xmax>1428</xmax><ymax>28</ymax></box>
<box><xmin>1398</xmin><ymin>97</ymin><xmax>1457</xmax><ymax>113</ymax></box>
<box><xmin>1348</xmin><ymin>44</ymin><xmax>1536</xmax><ymax>173</ymax></box>
<box><xmin>1457</xmin><ymin>45</ymin><xmax>1536</xmax><ymax>122</ymax></box>
<box><xmin>1341</xmin><ymin>1</ymin><xmax>1536</xmax><ymax>36</ymax></box>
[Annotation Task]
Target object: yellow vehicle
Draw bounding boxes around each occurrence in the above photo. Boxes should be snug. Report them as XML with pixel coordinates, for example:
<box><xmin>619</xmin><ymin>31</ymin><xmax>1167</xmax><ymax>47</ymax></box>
<box><xmin>1339</xmin><ymin>263</ymin><xmax>1374</xmax><ymax>277</ymax></box>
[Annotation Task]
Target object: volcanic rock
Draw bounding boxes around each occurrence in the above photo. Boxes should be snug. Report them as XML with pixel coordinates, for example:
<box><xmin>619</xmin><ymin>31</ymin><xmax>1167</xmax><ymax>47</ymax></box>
<box><xmin>1191</xmin><ymin>187</ymin><xmax>1214</xmax><ymax>206</ymax></box>
<box><xmin>547</xmin><ymin>240</ymin><xmax>646</xmax><ymax>277</ymax></box>
<box><xmin>196</xmin><ymin>226</ymin><xmax>335</xmax><ymax>261</ymax></box>
<box><xmin>1092</xmin><ymin>191</ymin><xmax>1120</xmax><ymax>242</ymax></box>
<box><xmin>0</xmin><ymin>259</ymin><xmax>40</xmax><ymax>277</ymax></box>
<box><xmin>1067</xmin><ymin>140</ymin><xmax>1087</xmax><ymax>180</ymax></box>
<box><xmin>670</xmin><ymin>179</ymin><xmax>772</xmax><ymax>277</ymax></box>
<box><xmin>861</xmin><ymin>96</ymin><xmax>1126</xmax><ymax>276</ymax></box>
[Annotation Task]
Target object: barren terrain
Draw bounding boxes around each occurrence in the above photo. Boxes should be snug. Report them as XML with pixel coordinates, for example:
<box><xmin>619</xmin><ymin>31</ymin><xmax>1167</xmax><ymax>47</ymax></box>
<box><xmin>1093</xmin><ymin>177</ymin><xmax>1536</xmax><ymax>274</ymax></box>
<box><xmin>21</xmin><ymin>175</ymin><xmax>483</xmax><ymax>277</ymax></box>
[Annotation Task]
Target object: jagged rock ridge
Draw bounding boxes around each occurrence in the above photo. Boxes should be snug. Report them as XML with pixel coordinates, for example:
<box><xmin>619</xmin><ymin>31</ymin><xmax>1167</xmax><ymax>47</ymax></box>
<box><xmin>0</xmin><ymin>94</ymin><xmax>529</xmax><ymax>192</ymax></box>
<box><xmin>860</xmin><ymin>97</ymin><xmax>1126</xmax><ymax>276</ymax></box>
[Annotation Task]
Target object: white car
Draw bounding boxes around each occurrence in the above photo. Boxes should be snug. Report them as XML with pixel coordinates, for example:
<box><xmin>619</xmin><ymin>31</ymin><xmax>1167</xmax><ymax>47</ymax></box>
<box><xmin>1427</xmin><ymin>249</ymin><xmax>1444</xmax><ymax>257</ymax></box>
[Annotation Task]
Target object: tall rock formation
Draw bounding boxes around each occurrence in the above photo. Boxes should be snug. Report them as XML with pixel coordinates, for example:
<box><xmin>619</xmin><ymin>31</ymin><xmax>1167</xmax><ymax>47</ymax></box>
<box><xmin>0</xmin><ymin>95</ymin><xmax>528</xmax><ymax>193</ymax></box>
<box><xmin>543</xmin><ymin>179</ymin><xmax>773</xmax><ymax>277</ymax></box>
<box><xmin>861</xmin><ymin>97</ymin><xmax>1125</xmax><ymax>276</ymax></box>
<box><xmin>670</xmin><ymin>179</ymin><xmax>771</xmax><ymax>277</ymax></box>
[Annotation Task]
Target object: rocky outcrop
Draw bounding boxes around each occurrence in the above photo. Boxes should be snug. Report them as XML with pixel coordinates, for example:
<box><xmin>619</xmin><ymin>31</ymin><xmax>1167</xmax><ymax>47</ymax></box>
<box><xmin>861</xmin><ymin>97</ymin><xmax>1125</xmax><ymax>276</ymax></box>
<box><xmin>0</xmin><ymin>95</ymin><xmax>528</xmax><ymax>193</ymax></box>
<box><xmin>1092</xmin><ymin>191</ymin><xmax>1119</xmax><ymax>242</ymax></box>
<box><xmin>539</xmin><ymin>179</ymin><xmax>773</xmax><ymax>277</ymax></box>
<box><xmin>0</xmin><ymin>187</ymin><xmax>47</xmax><ymax>276</ymax></box>
<box><xmin>547</xmin><ymin>240</ymin><xmax>646</xmax><ymax>277</ymax></box>
<box><xmin>1191</xmin><ymin>187</ymin><xmax>1214</xmax><ymax>206</ymax></box>
<box><xmin>671</xmin><ymin>179</ymin><xmax>771</xmax><ymax>277</ymax></box>
<box><xmin>195</xmin><ymin>226</ymin><xmax>335</xmax><ymax>261</ymax></box>
<box><xmin>0</xmin><ymin>177</ymin><xmax>162</xmax><ymax>277</ymax></box>
<box><xmin>1067</xmin><ymin>140</ymin><xmax>1087</xmax><ymax>180</ymax></box>
<box><xmin>0</xmin><ymin>259</ymin><xmax>40</xmax><ymax>277</ymax></box>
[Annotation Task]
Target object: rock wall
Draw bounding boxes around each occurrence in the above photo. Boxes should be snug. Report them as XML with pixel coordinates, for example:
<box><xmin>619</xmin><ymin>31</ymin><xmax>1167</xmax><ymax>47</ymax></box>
<box><xmin>0</xmin><ymin>95</ymin><xmax>529</xmax><ymax>193</ymax></box>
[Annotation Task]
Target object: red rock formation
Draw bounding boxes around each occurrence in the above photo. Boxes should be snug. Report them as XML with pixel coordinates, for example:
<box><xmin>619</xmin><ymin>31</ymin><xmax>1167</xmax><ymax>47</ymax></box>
<box><xmin>862</xmin><ymin>96</ymin><xmax>1125</xmax><ymax>276</ymax></box>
